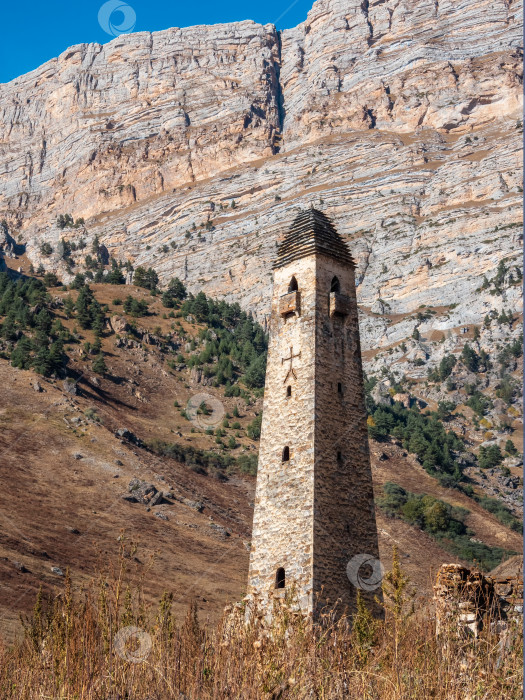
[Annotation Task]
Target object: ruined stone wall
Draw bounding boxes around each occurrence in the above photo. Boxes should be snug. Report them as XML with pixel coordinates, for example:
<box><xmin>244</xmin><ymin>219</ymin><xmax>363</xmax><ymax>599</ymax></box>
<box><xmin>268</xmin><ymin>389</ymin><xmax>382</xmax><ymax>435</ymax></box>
<box><xmin>313</xmin><ymin>256</ymin><xmax>380</xmax><ymax>615</ymax></box>
<box><xmin>434</xmin><ymin>563</ymin><xmax>523</xmax><ymax>639</ymax></box>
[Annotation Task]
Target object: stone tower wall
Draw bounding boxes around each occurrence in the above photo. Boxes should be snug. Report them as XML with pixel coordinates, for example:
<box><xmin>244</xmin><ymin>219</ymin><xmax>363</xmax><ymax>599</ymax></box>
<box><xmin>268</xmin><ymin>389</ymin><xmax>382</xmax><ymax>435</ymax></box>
<box><xmin>313</xmin><ymin>256</ymin><xmax>380</xmax><ymax>616</ymax></box>
<box><xmin>248</xmin><ymin>247</ymin><xmax>380</xmax><ymax>618</ymax></box>
<box><xmin>248</xmin><ymin>254</ymin><xmax>318</xmax><ymax>613</ymax></box>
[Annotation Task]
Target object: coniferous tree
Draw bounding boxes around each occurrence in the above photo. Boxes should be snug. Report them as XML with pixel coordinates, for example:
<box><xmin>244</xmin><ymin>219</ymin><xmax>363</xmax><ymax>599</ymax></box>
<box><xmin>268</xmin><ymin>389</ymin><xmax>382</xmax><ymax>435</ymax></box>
<box><xmin>10</xmin><ymin>336</ymin><xmax>32</xmax><ymax>369</ymax></box>
<box><xmin>133</xmin><ymin>266</ymin><xmax>158</xmax><ymax>290</ymax></box>
<box><xmin>76</xmin><ymin>285</ymin><xmax>93</xmax><ymax>329</ymax></box>
<box><xmin>461</xmin><ymin>343</ymin><xmax>479</xmax><ymax>372</ymax></box>
<box><xmin>63</xmin><ymin>296</ymin><xmax>76</xmax><ymax>319</ymax></box>
<box><xmin>92</xmin><ymin>353</ymin><xmax>107</xmax><ymax>375</ymax></box>
<box><xmin>70</xmin><ymin>273</ymin><xmax>86</xmax><ymax>290</ymax></box>
<box><xmin>107</xmin><ymin>260</ymin><xmax>125</xmax><ymax>284</ymax></box>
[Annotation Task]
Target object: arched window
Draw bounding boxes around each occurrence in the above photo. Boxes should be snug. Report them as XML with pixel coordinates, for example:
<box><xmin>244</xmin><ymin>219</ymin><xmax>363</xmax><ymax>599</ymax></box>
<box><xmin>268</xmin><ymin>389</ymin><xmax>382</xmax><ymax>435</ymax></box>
<box><xmin>275</xmin><ymin>567</ymin><xmax>286</xmax><ymax>589</ymax></box>
<box><xmin>330</xmin><ymin>276</ymin><xmax>340</xmax><ymax>293</ymax></box>
<box><xmin>288</xmin><ymin>276</ymin><xmax>298</xmax><ymax>292</ymax></box>
<box><xmin>286</xmin><ymin>386</ymin><xmax>292</xmax><ymax>398</ymax></box>
<box><xmin>282</xmin><ymin>446</ymin><xmax>290</xmax><ymax>462</ymax></box>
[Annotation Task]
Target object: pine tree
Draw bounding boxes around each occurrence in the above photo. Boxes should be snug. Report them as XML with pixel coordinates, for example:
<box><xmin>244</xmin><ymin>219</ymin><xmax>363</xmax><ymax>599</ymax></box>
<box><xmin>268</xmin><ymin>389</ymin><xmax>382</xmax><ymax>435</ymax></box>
<box><xmin>76</xmin><ymin>286</ymin><xmax>93</xmax><ymax>329</ymax></box>
<box><xmin>168</xmin><ymin>277</ymin><xmax>186</xmax><ymax>300</ymax></box>
<box><xmin>107</xmin><ymin>260</ymin><xmax>125</xmax><ymax>284</ymax></box>
<box><xmin>461</xmin><ymin>343</ymin><xmax>479</xmax><ymax>372</ymax></box>
<box><xmin>10</xmin><ymin>336</ymin><xmax>32</xmax><ymax>369</ymax></box>
<box><xmin>70</xmin><ymin>273</ymin><xmax>86</xmax><ymax>290</ymax></box>
<box><xmin>133</xmin><ymin>266</ymin><xmax>158</xmax><ymax>290</ymax></box>
<box><xmin>505</xmin><ymin>439</ymin><xmax>518</xmax><ymax>456</ymax></box>
<box><xmin>92</xmin><ymin>353</ymin><xmax>107</xmax><ymax>375</ymax></box>
<box><xmin>48</xmin><ymin>340</ymin><xmax>65</xmax><ymax>374</ymax></box>
<box><xmin>32</xmin><ymin>345</ymin><xmax>52</xmax><ymax>376</ymax></box>
<box><xmin>63</xmin><ymin>296</ymin><xmax>76</xmax><ymax>319</ymax></box>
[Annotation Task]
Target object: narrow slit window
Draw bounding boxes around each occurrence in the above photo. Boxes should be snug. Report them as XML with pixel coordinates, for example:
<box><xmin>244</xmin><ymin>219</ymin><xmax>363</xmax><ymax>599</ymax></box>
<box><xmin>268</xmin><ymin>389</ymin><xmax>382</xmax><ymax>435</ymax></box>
<box><xmin>286</xmin><ymin>386</ymin><xmax>292</xmax><ymax>398</ymax></box>
<box><xmin>337</xmin><ymin>382</ymin><xmax>343</xmax><ymax>394</ymax></box>
<box><xmin>282</xmin><ymin>446</ymin><xmax>290</xmax><ymax>462</ymax></box>
<box><xmin>337</xmin><ymin>451</ymin><xmax>343</xmax><ymax>462</ymax></box>
<box><xmin>330</xmin><ymin>276</ymin><xmax>341</xmax><ymax>293</ymax></box>
<box><xmin>288</xmin><ymin>276</ymin><xmax>298</xmax><ymax>292</ymax></box>
<box><xmin>275</xmin><ymin>567</ymin><xmax>286</xmax><ymax>589</ymax></box>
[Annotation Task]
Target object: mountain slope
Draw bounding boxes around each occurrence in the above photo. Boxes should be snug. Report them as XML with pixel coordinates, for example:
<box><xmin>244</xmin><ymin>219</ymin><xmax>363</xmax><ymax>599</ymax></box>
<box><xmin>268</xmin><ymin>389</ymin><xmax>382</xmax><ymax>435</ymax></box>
<box><xmin>0</xmin><ymin>275</ymin><xmax>521</xmax><ymax>641</ymax></box>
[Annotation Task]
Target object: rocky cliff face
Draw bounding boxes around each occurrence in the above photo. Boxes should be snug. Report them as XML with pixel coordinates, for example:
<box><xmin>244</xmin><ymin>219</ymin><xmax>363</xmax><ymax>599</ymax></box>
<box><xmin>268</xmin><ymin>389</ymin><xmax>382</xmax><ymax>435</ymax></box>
<box><xmin>0</xmin><ymin>0</ymin><xmax>522</xmax><ymax>351</ymax></box>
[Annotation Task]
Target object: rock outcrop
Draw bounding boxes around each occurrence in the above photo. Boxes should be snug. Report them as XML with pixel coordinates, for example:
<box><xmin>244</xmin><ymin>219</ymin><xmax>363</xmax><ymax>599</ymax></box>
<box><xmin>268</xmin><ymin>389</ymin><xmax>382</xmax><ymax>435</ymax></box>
<box><xmin>0</xmin><ymin>0</ymin><xmax>522</xmax><ymax>355</ymax></box>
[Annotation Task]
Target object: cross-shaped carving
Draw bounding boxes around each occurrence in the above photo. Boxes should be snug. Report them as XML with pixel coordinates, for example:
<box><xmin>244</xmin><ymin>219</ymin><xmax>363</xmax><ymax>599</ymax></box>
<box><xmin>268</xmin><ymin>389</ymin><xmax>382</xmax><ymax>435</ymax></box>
<box><xmin>281</xmin><ymin>345</ymin><xmax>301</xmax><ymax>384</ymax></box>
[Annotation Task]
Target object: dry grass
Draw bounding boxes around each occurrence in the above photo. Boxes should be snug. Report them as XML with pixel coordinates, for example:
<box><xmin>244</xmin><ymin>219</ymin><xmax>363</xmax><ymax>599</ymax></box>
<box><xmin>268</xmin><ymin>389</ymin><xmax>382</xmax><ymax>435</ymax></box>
<box><xmin>0</xmin><ymin>541</ymin><xmax>522</xmax><ymax>699</ymax></box>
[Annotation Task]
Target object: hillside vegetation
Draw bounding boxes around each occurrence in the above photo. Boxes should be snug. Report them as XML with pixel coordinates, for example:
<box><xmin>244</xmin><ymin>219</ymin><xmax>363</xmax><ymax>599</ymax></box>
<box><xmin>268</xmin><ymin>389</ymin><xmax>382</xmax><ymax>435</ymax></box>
<box><xmin>0</xmin><ymin>256</ymin><xmax>521</xmax><ymax>640</ymax></box>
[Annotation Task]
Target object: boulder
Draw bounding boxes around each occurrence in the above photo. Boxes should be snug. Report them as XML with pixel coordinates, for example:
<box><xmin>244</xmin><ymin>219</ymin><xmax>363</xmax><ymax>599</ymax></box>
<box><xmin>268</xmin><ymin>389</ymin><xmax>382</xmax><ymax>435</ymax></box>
<box><xmin>115</xmin><ymin>428</ymin><xmax>144</xmax><ymax>447</ymax></box>
<box><xmin>190</xmin><ymin>366</ymin><xmax>202</xmax><ymax>383</ymax></box>
<box><xmin>209</xmin><ymin>522</ymin><xmax>231</xmax><ymax>538</ymax></box>
<box><xmin>371</xmin><ymin>382</ymin><xmax>392</xmax><ymax>406</ymax></box>
<box><xmin>110</xmin><ymin>315</ymin><xmax>129</xmax><ymax>334</ymax></box>
<box><xmin>63</xmin><ymin>379</ymin><xmax>77</xmax><ymax>395</ymax></box>
<box><xmin>392</xmin><ymin>392</ymin><xmax>411</xmax><ymax>408</ymax></box>
<box><xmin>127</xmin><ymin>478</ymin><xmax>164</xmax><ymax>506</ymax></box>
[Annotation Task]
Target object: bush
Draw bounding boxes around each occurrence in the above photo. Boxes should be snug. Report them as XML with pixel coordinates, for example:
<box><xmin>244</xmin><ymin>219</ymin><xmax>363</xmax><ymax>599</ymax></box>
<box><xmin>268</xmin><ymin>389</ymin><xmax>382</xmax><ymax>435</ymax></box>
<box><xmin>123</xmin><ymin>295</ymin><xmax>149</xmax><ymax>317</ymax></box>
<box><xmin>476</xmin><ymin>496</ymin><xmax>522</xmax><ymax>532</ymax></box>
<box><xmin>246</xmin><ymin>414</ymin><xmax>262</xmax><ymax>440</ymax></box>
<box><xmin>379</xmin><ymin>482</ymin><xmax>514</xmax><ymax>569</ymax></box>
<box><xmin>236</xmin><ymin>454</ymin><xmax>258</xmax><ymax>475</ymax></box>
<box><xmin>505</xmin><ymin>439</ymin><xmax>518</xmax><ymax>456</ymax></box>
<box><xmin>92</xmin><ymin>353</ymin><xmax>107</xmax><ymax>375</ymax></box>
<box><xmin>465</xmin><ymin>390</ymin><xmax>491</xmax><ymax>416</ymax></box>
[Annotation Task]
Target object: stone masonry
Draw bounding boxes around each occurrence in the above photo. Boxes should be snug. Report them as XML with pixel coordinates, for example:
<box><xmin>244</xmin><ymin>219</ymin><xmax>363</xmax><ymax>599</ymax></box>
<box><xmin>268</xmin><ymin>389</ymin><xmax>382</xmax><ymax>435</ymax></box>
<box><xmin>247</xmin><ymin>209</ymin><xmax>380</xmax><ymax>619</ymax></box>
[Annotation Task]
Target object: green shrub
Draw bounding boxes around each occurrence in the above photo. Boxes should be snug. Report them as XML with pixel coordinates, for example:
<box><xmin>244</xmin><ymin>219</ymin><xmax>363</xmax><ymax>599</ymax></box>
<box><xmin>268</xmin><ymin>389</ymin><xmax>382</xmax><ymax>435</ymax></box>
<box><xmin>379</xmin><ymin>482</ymin><xmax>516</xmax><ymax>570</ymax></box>
<box><xmin>246</xmin><ymin>414</ymin><xmax>262</xmax><ymax>440</ymax></box>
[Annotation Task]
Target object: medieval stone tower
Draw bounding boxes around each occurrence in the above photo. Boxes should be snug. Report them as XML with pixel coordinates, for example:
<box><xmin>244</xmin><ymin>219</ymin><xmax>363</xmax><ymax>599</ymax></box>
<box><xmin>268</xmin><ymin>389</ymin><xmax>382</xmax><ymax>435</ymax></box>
<box><xmin>247</xmin><ymin>209</ymin><xmax>380</xmax><ymax>619</ymax></box>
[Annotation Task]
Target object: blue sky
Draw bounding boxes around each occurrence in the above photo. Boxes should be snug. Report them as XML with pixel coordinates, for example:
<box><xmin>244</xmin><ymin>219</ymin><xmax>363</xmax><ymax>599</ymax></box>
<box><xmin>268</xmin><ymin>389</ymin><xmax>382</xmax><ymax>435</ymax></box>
<box><xmin>0</xmin><ymin>0</ymin><xmax>312</xmax><ymax>84</ymax></box>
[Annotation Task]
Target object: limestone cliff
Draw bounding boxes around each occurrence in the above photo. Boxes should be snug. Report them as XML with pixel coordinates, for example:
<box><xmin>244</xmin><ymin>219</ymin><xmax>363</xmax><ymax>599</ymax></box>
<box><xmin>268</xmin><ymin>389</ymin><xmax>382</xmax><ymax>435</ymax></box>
<box><xmin>0</xmin><ymin>0</ymin><xmax>522</xmax><ymax>351</ymax></box>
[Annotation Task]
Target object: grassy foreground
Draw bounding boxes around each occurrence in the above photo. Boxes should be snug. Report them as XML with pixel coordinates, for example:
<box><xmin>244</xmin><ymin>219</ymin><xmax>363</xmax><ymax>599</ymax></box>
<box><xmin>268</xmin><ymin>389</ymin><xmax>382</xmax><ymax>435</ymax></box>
<box><xmin>0</xmin><ymin>544</ymin><xmax>522</xmax><ymax>699</ymax></box>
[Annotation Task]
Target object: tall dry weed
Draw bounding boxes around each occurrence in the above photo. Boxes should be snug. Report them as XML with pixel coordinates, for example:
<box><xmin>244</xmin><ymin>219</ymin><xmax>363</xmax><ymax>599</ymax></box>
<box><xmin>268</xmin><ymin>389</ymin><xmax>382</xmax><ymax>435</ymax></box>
<box><xmin>0</xmin><ymin>540</ymin><xmax>521</xmax><ymax>699</ymax></box>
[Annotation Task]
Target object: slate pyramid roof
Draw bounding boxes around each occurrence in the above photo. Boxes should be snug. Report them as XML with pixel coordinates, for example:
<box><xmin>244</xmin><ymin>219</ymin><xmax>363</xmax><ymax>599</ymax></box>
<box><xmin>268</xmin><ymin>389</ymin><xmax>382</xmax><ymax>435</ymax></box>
<box><xmin>273</xmin><ymin>209</ymin><xmax>355</xmax><ymax>269</ymax></box>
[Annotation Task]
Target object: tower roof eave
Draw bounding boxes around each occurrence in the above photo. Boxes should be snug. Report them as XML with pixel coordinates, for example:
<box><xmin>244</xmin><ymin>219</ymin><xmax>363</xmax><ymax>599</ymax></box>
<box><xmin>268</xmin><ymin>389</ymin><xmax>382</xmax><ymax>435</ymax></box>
<box><xmin>273</xmin><ymin>209</ymin><xmax>355</xmax><ymax>269</ymax></box>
